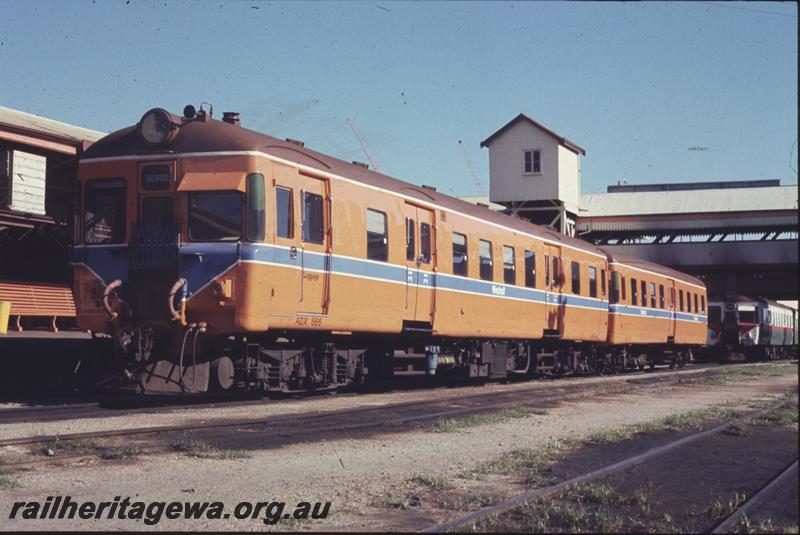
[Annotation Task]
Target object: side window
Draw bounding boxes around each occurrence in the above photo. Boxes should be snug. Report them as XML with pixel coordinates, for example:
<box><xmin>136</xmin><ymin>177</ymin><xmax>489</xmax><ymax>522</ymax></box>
<box><xmin>621</xmin><ymin>276</ymin><xmax>627</xmax><ymax>301</ymax></box>
<box><xmin>631</xmin><ymin>278</ymin><xmax>638</xmax><ymax>306</ymax></box>
<box><xmin>687</xmin><ymin>292</ymin><xmax>693</xmax><ymax>313</ymax></box>
<box><xmin>610</xmin><ymin>271</ymin><xmax>620</xmax><ymax>304</ymax></box>
<box><xmin>589</xmin><ymin>266</ymin><xmax>597</xmax><ymax>298</ymax></box>
<box><xmin>523</xmin><ymin>149</ymin><xmax>541</xmax><ymax>174</ymax></box>
<box><xmin>452</xmin><ymin>232</ymin><xmax>468</xmax><ymax>276</ymax></box>
<box><xmin>276</xmin><ymin>186</ymin><xmax>294</xmax><ymax>238</ymax></box>
<box><xmin>544</xmin><ymin>254</ymin><xmax>550</xmax><ymax>287</ymax></box>
<box><xmin>366</xmin><ymin>209</ymin><xmax>388</xmax><ymax>261</ymax></box>
<box><xmin>600</xmin><ymin>269</ymin><xmax>606</xmax><ymax>297</ymax></box>
<box><xmin>301</xmin><ymin>192</ymin><xmax>324</xmax><ymax>244</ymax></box>
<box><xmin>679</xmin><ymin>289</ymin><xmax>684</xmax><ymax>311</ymax></box>
<box><xmin>524</xmin><ymin>250</ymin><xmax>536</xmax><ymax>288</ymax></box>
<box><xmin>479</xmin><ymin>239</ymin><xmax>493</xmax><ymax>281</ymax></box>
<box><xmin>552</xmin><ymin>256</ymin><xmax>559</xmax><ymax>287</ymax></box>
<box><xmin>649</xmin><ymin>282</ymin><xmax>656</xmax><ymax>308</ymax></box>
<box><xmin>420</xmin><ymin>223</ymin><xmax>431</xmax><ymax>264</ymax></box>
<box><xmin>694</xmin><ymin>294</ymin><xmax>699</xmax><ymax>314</ymax></box>
<box><xmin>247</xmin><ymin>173</ymin><xmax>265</xmax><ymax>242</ymax></box>
<box><xmin>503</xmin><ymin>245</ymin><xmax>515</xmax><ymax>285</ymax></box>
<box><xmin>659</xmin><ymin>284</ymin><xmax>665</xmax><ymax>309</ymax></box>
<box><xmin>405</xmin><ymin>218</ymin><xmax>415</xmax><ymax>261</ymax></box>
<box><xmin>701</xmin><ymin>295</ymin><xmax>705</xmax><ymax>313</ymax></box>
<box><xmin>84</xmin><ymin>178</ymin><xmax>127</xmax><ymax>244</ymax></box>
<box><xmin>571</xmin><ymin>261</ymin><xmax>581</xmax><ymax>294</ymax></box>
<box><xmin>641</xmin><ymin>281</ymin><xmax>648</xmax><ymax>308</ymax></box>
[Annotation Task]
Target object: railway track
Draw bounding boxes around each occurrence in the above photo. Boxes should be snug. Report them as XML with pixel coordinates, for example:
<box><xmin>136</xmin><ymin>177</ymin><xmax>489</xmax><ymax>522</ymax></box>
<box><xmin>0</xmin><ymin>363</ymin><xmax>739</xmax><ymax>472</ymax></box>
<box><xmin>0</xmin><ymin>360</ymin><xmax>767</xmax><ymax>426</ymax></box>
<box><xmin>423</xmin><ymin>400</ymin><xmax>796</xmax><ymax>533</ymax></box>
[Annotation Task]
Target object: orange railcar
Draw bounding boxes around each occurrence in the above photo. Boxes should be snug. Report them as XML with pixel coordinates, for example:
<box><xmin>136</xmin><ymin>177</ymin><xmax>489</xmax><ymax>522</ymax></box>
<box><xmin>71</xmin><ymin>107</ymin><xmax>706</xmax><ymax>393</ymax></box>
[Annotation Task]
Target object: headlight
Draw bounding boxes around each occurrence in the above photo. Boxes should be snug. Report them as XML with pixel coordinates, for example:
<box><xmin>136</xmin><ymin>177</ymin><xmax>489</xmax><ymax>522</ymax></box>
<box><xmin>138</xmin><ymin>108</ymin><xmax>178</xmax><ymax>146</ymax></box>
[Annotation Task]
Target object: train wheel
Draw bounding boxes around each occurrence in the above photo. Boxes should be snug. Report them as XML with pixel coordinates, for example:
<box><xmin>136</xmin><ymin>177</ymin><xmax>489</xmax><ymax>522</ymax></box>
<box><xmin>210</xmin><ymin>356</ymin><xmax>235</xmax><ymax>391</ymax></box>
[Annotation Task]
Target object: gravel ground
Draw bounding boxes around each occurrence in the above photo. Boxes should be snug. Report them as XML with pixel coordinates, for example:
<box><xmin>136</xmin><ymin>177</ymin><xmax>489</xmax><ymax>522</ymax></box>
<box><xmin>1</xmin><ymin>367</ymin><xmax>796</xmax><ymax>531</ymax></box>
<box><xmin>0</xmin><ymin>364</ymin><xmax>723</xmax><ymax>440</ymax></box>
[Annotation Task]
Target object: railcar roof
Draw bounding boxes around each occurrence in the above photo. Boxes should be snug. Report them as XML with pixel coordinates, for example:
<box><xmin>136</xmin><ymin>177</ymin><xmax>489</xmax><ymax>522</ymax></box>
<box><xmin>603</xmin><ymin>250</ymin><xmax>705</xmax><ymax>287</ymax></box>
<box><xmin>83</xmin><ymin>112</ymin><xmax>608</xmax><ymax>257</ymax></box>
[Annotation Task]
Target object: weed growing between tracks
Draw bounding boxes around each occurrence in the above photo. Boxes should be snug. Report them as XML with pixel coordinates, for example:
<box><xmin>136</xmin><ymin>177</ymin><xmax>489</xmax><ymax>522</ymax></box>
<box><xmin>699</xmin><ymin>364</ymin><xmax>797</xmax><ymax>386</ymax></box>
<box><xmin>429</xmin><ymin>407</ymin><xmax>544</xmax><ymax>433</ymax></box>
<box><xmin>33</xmin><ymin>439</ymin><xmax>141</xmax><ymax>461</ymax></box>
<box><xmin>733</xmin><ymin>515</ymin><xmax>800</xmax><ymax>534</ymax></box>
<box><xmin>169</xmin><ymin>434</ymin><xmax>251</xmax><ymax>460</ymax></box>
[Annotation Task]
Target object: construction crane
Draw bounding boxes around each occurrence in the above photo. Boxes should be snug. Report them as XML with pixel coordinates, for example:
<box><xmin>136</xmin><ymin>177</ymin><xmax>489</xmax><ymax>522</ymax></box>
<box><xmin>458</xmin><ymin>139</ymin><xmax>486</xmax><ymax>196</ymax></box>
<box><xmin>346</xmin><ymin>117</ymin><xmax>386</xmax><ymax>174</ymax></box>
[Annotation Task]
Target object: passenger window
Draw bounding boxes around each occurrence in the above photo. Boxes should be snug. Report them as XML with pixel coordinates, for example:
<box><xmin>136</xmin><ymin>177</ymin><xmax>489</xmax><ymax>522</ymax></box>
<box><xmin>552</xmin><ymin>257</ymin><xmax>559</xmax><ymax>287</ymax></box>
<box><xmin>621</xmin><ymin>276</ymin><xmax>627</xmax><ymax>301</ymax></box>
<box><xmin>650</xmin><ymin>282</ymin><xmax>656</xmax><ymax>308</ymax></box>
<box><xmin>610</xmin><ymin>272</ymin><xmax>620</xmax><ymax>304</ymax></box>
<box><xmin>641</xmin><ymin>280</ymin><xmax>647</xmax><ymax>307</ymax></box>
<box><xmin>276</xmin><ymin>186</ymin><xmax>293</xmax><ymax>238</ymax></box>
<box><xmin>188</xmin><ymin>191</ymin><xmax>243</xmax><ymax>242</ymax></box>
<box><xmin>479</xmin><ymin>239</ymin><xmax>493</xmax><ymax>281</ymax></box>
<box><xmin>452</xmin><ymin>233</ymin><xmax>468</xmax><ymax>276</ymax></box>
<box><xmin>301</xmin><ymin>192</ymin><xmax>324</xmax><ymax>244</ymax></box>
<box><xmin>589</xmin><ymin>266</ymin><xmax>597</xmax><ymax>298</ymax></box>
<box><xmin>659</xmin><ymin>285</ymin><xmax>665</xmax><ymax>309</ymax></box>
<box><xmin>85</xmin><ymin>178</ymin><xmax>127</xmax><ymax>244</ymax></box>
<box><xmin>524</xmin><ymin>250</ymin><xmax>536</xmax><ymax>288</ymax></box>
<box><xmin>679</xmin><ymin>290</ymin><xmax>684</xmax><ymax>311</ymax></box>
<box><xmin>694</xmin><ymin>294</ymin><xmax>699</xmax><ymax>314</ymax></box>
<box><xmin>405</xmin><ymin>218</ymin><xmax>415</xmax><ymax>261</ymax></box>
<box><xmin>687</xmin><ymin>292</ymin><xmax>693</xmax><ymax>312</ymax></box>
<box><xmin>503</xmin><ymin>245</ymin><xmax>515</xmax><ymax>285</ymax></box>
<box><xmin>600</xmin><ymin>269</ymin><xmax>606</xmax><ymax>296</ymax></box>
<box><xmin>420</xmin><ymin>223</ymin><xmax>431</xmax><ymax>263</ymax></box>
<box><xmin>544</xmin><ymin>254</ymin><xmax>550</xmax><ymax>287</ymax></box>
<box><xmin>571</xmin><ymin>261</ymin><xmax>581</xmax><ymax>294</ymax></box>
<box><xmin>631</xmin><ymin>278</ymin><xmax>638</xmax><ymax>306</ymax></box>
<box><xmin>701</xmin><ymin>295</ymin><xmax>706</xmax><ymax>313</ymax></box>
<box><xmin>366</xmin><ymin>209</ymin><xmax>388</xmax><ymax>261</ymax></box>
<box><xmin>247</xmin><ymin>173</ymin><xmax>265</xmax><ymax>242</ymax></box>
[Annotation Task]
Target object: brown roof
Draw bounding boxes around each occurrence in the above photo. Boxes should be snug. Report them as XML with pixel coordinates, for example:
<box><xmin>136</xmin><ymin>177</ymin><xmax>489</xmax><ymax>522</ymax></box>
<box><xmin>603</xmin><ymin>250</ymin><xmax>705</xmax><ymax>287</ymax></box>
<box><xmin>83</xmin><ymin>109</ymin><xmax>604</xmax><ymax>257</ymax></box>
<box><xmin>480</xmin><ymin>113</ymin><xmax>586</xmax><ymax>155</ymax></box>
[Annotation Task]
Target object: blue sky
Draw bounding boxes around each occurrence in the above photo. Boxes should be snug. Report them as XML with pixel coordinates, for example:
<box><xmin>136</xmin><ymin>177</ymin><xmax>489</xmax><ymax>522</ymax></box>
<box><xmin>1</xmin><ymin>1</ymin><xmax>796</xmax><ymax>195</ymax></box>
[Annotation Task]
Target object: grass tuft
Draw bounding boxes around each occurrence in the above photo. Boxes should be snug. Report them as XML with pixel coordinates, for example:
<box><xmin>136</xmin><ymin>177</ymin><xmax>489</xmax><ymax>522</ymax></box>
<box><xmin>0</xmin><ymin>475</ymin><xmax>21</xmax><ymax>490</ymax></box>
<box><xmin>169</xmin><ymin>434</ymin><xmax>250</xmax><ymax>460</ymax></box>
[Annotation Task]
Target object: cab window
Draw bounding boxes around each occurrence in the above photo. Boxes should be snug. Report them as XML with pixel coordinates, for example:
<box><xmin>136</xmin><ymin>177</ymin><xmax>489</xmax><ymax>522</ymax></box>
<box><xmin>302</xmin><ymin>192</ymin><xmax>324</xmax><ymax>244</ymax></box>
<box><xmin>85</xmin><ymin>178</ymin><xmax>127</xmax><ymax>244</ymax></box>
<box><xmin>276</xmin><ymin>187</ymin><xmax>293</xmax><ymax>238</ymax></box>
<box><xmin>188</xmin><ymin>191</ymin><xmax>243</xmax><ymax>241</ymax></box>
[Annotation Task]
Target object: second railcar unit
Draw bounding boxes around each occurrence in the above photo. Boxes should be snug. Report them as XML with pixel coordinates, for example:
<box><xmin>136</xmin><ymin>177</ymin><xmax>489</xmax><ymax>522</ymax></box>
<box><xmin>71</xmin><ymin>106</ymin><xmax>707</xmax><ymax>394</ymax></box>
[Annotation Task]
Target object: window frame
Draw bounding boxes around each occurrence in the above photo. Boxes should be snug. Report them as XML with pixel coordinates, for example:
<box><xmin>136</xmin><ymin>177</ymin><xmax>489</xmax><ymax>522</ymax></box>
<box><xmin>523</xmin><ymin>148</ymin><xmax>542</xmax><ymax>175</ymax></box>
<box><xmin>588</xmin><ymin>266</ymin><xmax>597</xmax><ymax>298</ymax></box>
<box><xmin>479</xmin><ymin>239</ymin><xmax>494</xmax><ymax>281</ymax></box>
<box><xmin>524</xmin><ymin>250</ymin><xmax>536</xmax><ymax>288</ymax></box>
<box><xmin>366</xmin><ymin>208</ymin><xmax>389</xmax><ymax>262</ymax></box>
<box><xmin>571</xmin><ymin>261</ymin><xmax>581</xmax><ymax>294</ymax></box>
<box><xmin>187</xmin><ymin>190</ymin><xmax>244</xmax><ymax>242</ymax></box>
<box><xmin>452</xmin><ymin>232</ymin><xmax>468</xmax><ymax>276</ymax></box>
<box><xmin>502</xmin><ymin>245</ymin><xmax>516</xmax><ymax>285</ymax></box>
<box><xmin>275</xmin><ymin>186</ymin><xmax>294</xmax><ymax>239</ymax></box>
<box><xmin>246</xmin><ymin>173</ymin><xmax>265</xmax><ymax>242</ymax></box>
<box><xmin>301</xmin><ymin>191</ymin><xmax>325</xmax><ymax>245</ymax></box>
<box><xmin>84</xmin><ymin>177</ymin><xmax>127</xmax><ymax>244</ymax></box>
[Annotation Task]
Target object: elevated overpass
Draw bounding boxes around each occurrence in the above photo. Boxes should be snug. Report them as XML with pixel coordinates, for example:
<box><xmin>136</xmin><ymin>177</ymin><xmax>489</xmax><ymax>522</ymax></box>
<box><xmin>576</xmin><ymin>180</ymin><xmax>798</xmax><ymax>300</ymax></box>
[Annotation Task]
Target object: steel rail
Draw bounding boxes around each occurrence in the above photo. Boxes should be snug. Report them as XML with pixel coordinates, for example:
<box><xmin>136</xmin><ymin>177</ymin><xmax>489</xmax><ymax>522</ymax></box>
<box><xmin>710</xmin><ymin>458</ymin><xmax>799</xmax><ymax>534</ymax></box>
<box><xmin>423</xmin><ymin>401</ymin><xmax>791</xmax><ymax>533</ymax></box>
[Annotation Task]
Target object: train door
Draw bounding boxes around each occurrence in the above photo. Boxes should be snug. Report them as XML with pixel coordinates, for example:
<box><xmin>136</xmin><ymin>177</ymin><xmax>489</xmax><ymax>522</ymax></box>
<box><xmin>543</xmin><ymin>244</ymin><xmax>562</xmax><ymax>334</ymax></box>
<box><xmin>401</xmin><ymin>203</ymin><xmax>436</xmax><ymax>324</ymax></box>
<box><xmin>668</xmin><ymin>280</ymin><xmax>677</xmax><ymax>341</ymax></box>
<box><xmin>272</xmin><ymin>165</ymin><xmax>331</xmax><ymax>316</ymax></box>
